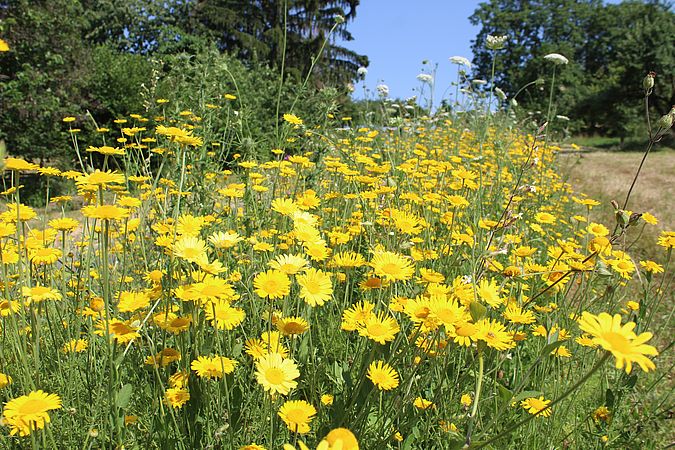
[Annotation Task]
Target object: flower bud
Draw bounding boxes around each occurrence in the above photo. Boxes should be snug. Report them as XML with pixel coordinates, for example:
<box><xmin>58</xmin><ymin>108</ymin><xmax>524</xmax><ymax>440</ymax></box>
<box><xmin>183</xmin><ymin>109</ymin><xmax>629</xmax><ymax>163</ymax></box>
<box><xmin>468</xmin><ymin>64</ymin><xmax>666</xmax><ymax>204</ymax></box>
<box><xmin>643</xmin><ymin>71</ymin><xmax>656</xmax><ymax>95</ymax></box>
<box><xmin>655</xmin><ymin>110</ymin><xmax>674</xmax><ymax>134</ymax></box>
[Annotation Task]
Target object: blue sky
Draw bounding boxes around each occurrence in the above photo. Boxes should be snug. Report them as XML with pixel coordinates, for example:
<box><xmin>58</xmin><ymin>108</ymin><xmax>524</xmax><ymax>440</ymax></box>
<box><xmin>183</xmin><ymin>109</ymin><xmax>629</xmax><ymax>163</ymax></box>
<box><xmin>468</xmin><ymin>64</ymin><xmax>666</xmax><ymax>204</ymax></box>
<box><xmin>341</xmin><ymin>1</ymin><xmax>480</xmax><ymax>102</ymax></box>
<box><xmin>340</xmin><ymin>0</ymin><xmax>624</xmax><ymax>102</ymax></box>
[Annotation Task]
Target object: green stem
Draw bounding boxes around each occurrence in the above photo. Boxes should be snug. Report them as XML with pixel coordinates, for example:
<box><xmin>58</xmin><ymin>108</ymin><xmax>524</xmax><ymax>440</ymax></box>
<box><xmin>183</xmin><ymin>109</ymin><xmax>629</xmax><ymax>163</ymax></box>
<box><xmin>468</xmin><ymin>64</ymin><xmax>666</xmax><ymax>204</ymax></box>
<box><xmin>472</xmin><ymin>352</ymin><xmax>610</xmax><ymax>449</ymax></box>
<box><xmin>465</xmin><ymin>349</ymin><xmax>484</xmax><ymax>446</ymax></box>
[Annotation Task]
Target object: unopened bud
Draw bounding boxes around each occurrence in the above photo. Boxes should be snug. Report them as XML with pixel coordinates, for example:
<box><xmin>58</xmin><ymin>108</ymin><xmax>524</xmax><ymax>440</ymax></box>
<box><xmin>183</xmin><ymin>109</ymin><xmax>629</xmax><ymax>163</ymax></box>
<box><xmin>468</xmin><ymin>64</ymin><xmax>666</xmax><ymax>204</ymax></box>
<box><xmin>628</xmin><ymin>212</ymin><xmax>642</xmax><ymax>227</ymax></box>
<box><xmin>616</xmin><ymin>210</ymin><xmax>630</xmax><ymax>228</ymax></box>
<box><xmin>643</xmin><ymin>71</ymin><xmax>656</xmax><ymax>95</ymax></box>
<box><xmin>655</xmin><ymin>110</ymin><xmax>674</xmax><ymax>136</ymax></box>
<box><xmin>334</xmin><ymin>14</ymin><xmax>345</xmax><ymax>24</ymax></box>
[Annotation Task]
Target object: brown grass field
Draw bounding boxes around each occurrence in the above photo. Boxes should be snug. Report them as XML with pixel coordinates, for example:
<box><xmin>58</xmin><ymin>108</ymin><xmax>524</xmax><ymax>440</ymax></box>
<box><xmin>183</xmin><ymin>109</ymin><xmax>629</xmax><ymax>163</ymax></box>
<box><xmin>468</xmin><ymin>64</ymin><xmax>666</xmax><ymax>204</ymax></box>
<box><xmin>559</xmin><ymin>149</ymin><xmax>674</xmax><ymax>262</ymax></box>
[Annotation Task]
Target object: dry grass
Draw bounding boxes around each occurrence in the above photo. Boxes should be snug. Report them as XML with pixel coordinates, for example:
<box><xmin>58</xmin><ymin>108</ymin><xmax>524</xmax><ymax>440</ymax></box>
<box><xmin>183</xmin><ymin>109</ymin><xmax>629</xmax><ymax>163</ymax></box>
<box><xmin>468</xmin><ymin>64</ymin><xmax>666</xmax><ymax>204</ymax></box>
<box><xmin>559</xmin><ymin>149</ymin><xmax>674</xmax><ymax>261</ymax></box>
<box><xmin>560</xmin><ymin>149</ymin><xmax>674</xmax><ymax>446</ymax></box>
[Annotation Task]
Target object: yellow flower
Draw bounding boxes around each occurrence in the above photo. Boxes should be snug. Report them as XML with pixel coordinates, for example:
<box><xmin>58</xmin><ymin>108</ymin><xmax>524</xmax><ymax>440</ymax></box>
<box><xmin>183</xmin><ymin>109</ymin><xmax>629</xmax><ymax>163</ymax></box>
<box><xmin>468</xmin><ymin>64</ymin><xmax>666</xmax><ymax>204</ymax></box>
<box><xmin>608</xmin><ymin>258</ymin><xmax>635</xmax><ymax>280</ymax></box>
<box><xmin>22</xmin><ymin>285</ymin><xmax>62</xmax><ymax>303</ymax></box>
<box><xmin>48</xmin><ymin>217</ymin><xmax>79</xmax><ymax>232</ymax></box>
<box><xmin>276</xmin><ymin>316</ymin><xmax>310</xmax><ymax>336</ymax></box>
<box><xmin>172</xmin><ymin>236</ymin><xmax>208</xmax><ymax>264</ymax></box>
<box><xmin>0</xmin><ymin>373</ymin><xmax>13</xmax><ymax>388</ymax></box>
<box><xmin>460</xmin><ymin>393</ymin><xmax>472</xmax><ymax>408</ymax></box>
<box><xmin>341</xmin><ymin>301</ymin><xmax>375</xmax><ymax>331</ymax></box>
<box><xmin>203</xmin><ymin>300</ymin><xmax>246</xmax><ymax>330</ymax></box>
<box><xmin>414</xmin><ymin>397</ymin><xmax>434</xmax><ymax>410</ymax></box>
<box><xmin>278</xmin><ymin>400</ymin><xmax>315</xmax><ymax>434</ymax></box>
<box><xmin>255</xmin><ymin>353</ymin><xmax>299</xmax><ymax>396</ymax></box>
<box><xmin>475</xmin><ymin>318</ymin><xmax>514</xmax><ymax>351</ymax></box>
<box><xmin>29</xmin><ymin>247</ymin><xmax>62</xmax><ymax>265</ymax></box>
<box><xmin>320</xmin><ymin>394</ymin><xmax>334</xmax><ymax>406</ymax></box>
<box><xmin>296</xmin><ymin>268</ymin><xmax>333</xmax><ymax>307</ymax></box>
<box><xmin>592</xmin><ymin>406</ymin><xmax>611</xmax><ymax>423</ymax></box>
<box><xmin>96</xmin><ymin>319</ymin><xmax>140</xmax><ymax>344</ymax></box>
<box><xmin>370</xmin><ymin>251</ymin><xmax>415</xmax><ymax>281</ymax></box>
<box><xmin>520</xmin><ymin>396</ymin><xmax>552</xmax><ymax>418</ymax></box>
<box><xmin>476</xmin><ymin>278</ymin><xmax>502</xmax><ymax>307</ymax></box>
<box><xmin>268</xmin><ymin>253</ymin><xmax>309</xmax><ymax>274</ymax></box>
<box><xmin>0</xmin><ymin>38</ymin><xmax>9</xmax><ymax>52</ymax></box>
<box><xmin>357</xmin><ymin>312</ymin><xmax>399</xmax><ymax>344</ymax></box>
<box><xmin>451</xmin><ymin>322</ymin><xmax>478</xmax><ymax>347</ymax></box>
<box><xmin>208</xmin><ymin>231</ymin><xmax>243</xmax><ymax>249</ymax></box>
<box><xmin>82</xmin><ymin>204</ymin><xmax>129</xmax><ymax>221</ymax></box>
<box><xmin>3</xmin><ymin>390</ymin><xmax>62</xmax><ymax>436</ymax></box>
<box><xmin>639</xmin><ymin>260</ymin><xmax>664</xmax><ymax>274</ymax></box>
<box><xmin>502</xmin><ymin>304</ymin><xmax>536</xmax><ymax>324</ymax></box>
<box><xmin>191</xmin><ymin>355</ymin><xmax>237</xmax><ymax>379</ymax></box>
<box><xmin>62</xmin><ymin>339</ymin><xmax>88</xmax><ymax>353</ymax></box>
<box><xmin>535</xmin><ymin>212</ymin><xmax>556</xmax><ymax>224</ymax></box>
<box><xmin>164</xmin><ymin>387</ymin><xmax>190</xmax><ymax>409</ymax></box>
<box><xmin>367</xmin><ymin>360</ymin><xmax>399</xmax><ymax>390</ymax></box>
<box><xmin>318</xmin><ymin>428</ymin><xmax>359</xmax><ymax>450</ymax></box>
<box><xmin>117</xmin><ymin>291</ymin><xmax>150</xmax><ymax>313</ymax></box>
<box><xmin>87</xmin><ymin>146</ymin><xmax>125</xmax><ymax>156</ymax></box>
<box><xmin>283</xmin><ymin>114</ymin><xmax>304</xmax><ymax>126</ymax></box>
<box><xmin>4</xmin><ymin>158</ymin><xmax>39</xmax><ymax>171</ymax></box>
<box><xmin>253</xmin><ymin>270</ymin><xmax>291</xmax><ymax>299</ymax></box>
<box><xmin>641</xmin><ymin>212</ymin><xmax>658</xmax><ymax>225</ymax></box>
<box><xmin>578</xmin><ymin>312</ymin><xmax>658</xmax><ymax>373</ymax></box>
<box><xmin>587</xmin><ymin>222</ymin><xmax>609</xmax><ymax>237</ymax></box>
<box><xmin>145</xmin><ymin>348</ymin><xmax>181</xmax><ymax>367</ymax></box>
<box><xmin>76</xmin><ymin>170</ymin><xmax>125</xmax><ymax>186</ymax></box>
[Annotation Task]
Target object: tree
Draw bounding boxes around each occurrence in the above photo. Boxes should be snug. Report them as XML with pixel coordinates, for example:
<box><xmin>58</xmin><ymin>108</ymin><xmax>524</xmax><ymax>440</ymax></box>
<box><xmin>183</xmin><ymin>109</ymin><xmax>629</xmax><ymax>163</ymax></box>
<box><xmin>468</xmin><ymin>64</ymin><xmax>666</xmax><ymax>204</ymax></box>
<box><xmin>189</xmin><ymin>0</ymin><xmax>368</xmax><ymax>86</ymax></box>
<box><xmin>0</xmin><ymin>0</ymin><xmax>92</xmax><ymax>162</ymax></box>
<box><xmin>469</xmin><ymin>0</ymin><xmax>674</xmax><ymax>139</ymax></box>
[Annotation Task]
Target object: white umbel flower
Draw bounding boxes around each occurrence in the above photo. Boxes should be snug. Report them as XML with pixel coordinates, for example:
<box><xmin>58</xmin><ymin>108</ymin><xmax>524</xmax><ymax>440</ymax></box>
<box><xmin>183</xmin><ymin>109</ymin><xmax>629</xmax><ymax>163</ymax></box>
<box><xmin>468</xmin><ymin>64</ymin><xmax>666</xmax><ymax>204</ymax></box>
<box><xmin>486</xmin><ymin>35</ymin><xmax>507</xmax><ymax>50</ymax></box>
<box><xmin>376</xmin><ymin>84</ymin><xmax>389</xmax><ymax>97</ymax></box>
<box><xmin>449</xmin><ymin>56</ymin><xmax>472</xmax><ymax>68</ymax></box>
<box><xmin>544</xmin><ymin>53</ymin><xmax>569</xmax><ymax>65</ymax></box>
<box><xmin>416</xmin><ymin>73</ymin><xmax>433</xmax><ymax>84</ymax></box>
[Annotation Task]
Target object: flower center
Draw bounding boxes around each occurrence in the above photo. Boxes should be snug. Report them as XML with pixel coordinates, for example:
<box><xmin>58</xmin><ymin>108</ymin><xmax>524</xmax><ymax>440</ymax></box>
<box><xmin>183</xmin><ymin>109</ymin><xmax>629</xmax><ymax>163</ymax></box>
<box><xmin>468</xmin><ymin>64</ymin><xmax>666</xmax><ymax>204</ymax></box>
<box><xmin>265</xmin><ymin>368</ymin><xmax>285</xmax><ymax>385</ymax></box>
<box><xmin>602</xmin><ymin>331</ymin><xmax>631</xmax><ymax>353</ymax></box>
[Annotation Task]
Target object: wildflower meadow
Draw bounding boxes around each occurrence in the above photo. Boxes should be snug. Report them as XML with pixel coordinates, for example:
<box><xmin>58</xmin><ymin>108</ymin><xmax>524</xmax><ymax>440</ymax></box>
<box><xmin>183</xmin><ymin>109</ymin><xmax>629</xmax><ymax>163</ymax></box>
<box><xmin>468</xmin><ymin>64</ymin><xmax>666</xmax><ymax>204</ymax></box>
<box><xmin>0</xmin><ymin>8</ymin><xmax>673</xmax><ymax>450</ymax></box>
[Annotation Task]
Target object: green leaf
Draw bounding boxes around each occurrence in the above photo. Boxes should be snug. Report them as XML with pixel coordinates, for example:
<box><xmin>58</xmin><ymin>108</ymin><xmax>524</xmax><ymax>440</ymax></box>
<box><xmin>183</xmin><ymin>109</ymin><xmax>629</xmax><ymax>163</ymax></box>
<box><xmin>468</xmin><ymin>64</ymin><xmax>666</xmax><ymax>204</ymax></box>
<box><xmin>540</xmin><ymin>339</ymin><xmax>565</xmax><ymax>356</ymax></box>
<box><xmin>624</xmin><ymin>374</ymin><xmax>638</xmax><ymax>389</ymax></box>
<box><xmin>402</xmin><ymin>433</ymin><xmax>416</xmax><ymax>450</ymax></box>
<box><xmin>511</xmin><ymin>390</ymin><xmax>544</xmax><ymax>404</ymax></box>
<box><xmin>605</xmin><ymin>388</ymin><xmax>615</xmax><ymax>409</ymax></box>
<box><xmin>497</xmin><ymin>382</ymin><xmax>513</xmax><ymax>405</ymax></box>
<box><xmin>115</xmin><ymin>384</ymin><xmax>133</xmax><ymax>409</ymax></box>
<box><xmin>469</xmin><ymin>301</ymin><xmax>487</xmax><ymax>321</ymax></box>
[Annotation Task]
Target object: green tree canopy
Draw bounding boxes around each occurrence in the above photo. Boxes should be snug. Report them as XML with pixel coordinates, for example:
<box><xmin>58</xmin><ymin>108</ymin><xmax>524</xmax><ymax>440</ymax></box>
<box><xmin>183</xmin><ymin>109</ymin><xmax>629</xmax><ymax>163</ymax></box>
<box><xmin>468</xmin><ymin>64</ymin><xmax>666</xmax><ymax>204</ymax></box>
<box><xmin>470</xmin><ymin>0</ymin><xmax>674</xmax><ymax>138</ymax></box>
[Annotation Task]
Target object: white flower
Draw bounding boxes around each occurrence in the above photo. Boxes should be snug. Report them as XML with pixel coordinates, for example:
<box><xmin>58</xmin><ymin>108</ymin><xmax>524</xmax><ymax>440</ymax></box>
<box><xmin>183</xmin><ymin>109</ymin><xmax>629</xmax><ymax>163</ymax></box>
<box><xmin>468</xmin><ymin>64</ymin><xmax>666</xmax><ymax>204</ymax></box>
<box><xmin>416</xmin><ymin>73</ymin><xmax>433</xmax><ymax>84</ymax></box>
<box><xmin>461</xmin><ymin>275</ymin><xmax>472</xmax><ymax>284</ymax></box>
<box><xmin>357</xmin><ymin>67</ymin><xmax>368</xmax><ymax>78</ymax></box>
<box><xmin>376</xmin><ymin>84</ymin><xmax>389</xmax><ymax>97</ymax></box>
<box><xmin>449</xmin><ymin>56</ymin><xmax>472</xmax><ymax>68</ymax></box>
<box><xmin>555</xmin><ymin>114</ymin><xmax>570</xmax><ymax>121</ymax></box>
<box><xmin>544</xmin><ymin>53</ymin><xmax>569</xmax><ymax>65</ymax></box>
<box><xmin>472</xmin><ymin>79</ymin><xmax>487</xmax><ymax>85</ymax></box>
<box><xmin>486</xmin><ymin>35</ymin><xmax>507</xmax><ymax>50</ymax></box>
<box><xmin>494</xmin><ymin>87</ymin><xmax>507</xmax><ymax>101</ymax></box>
